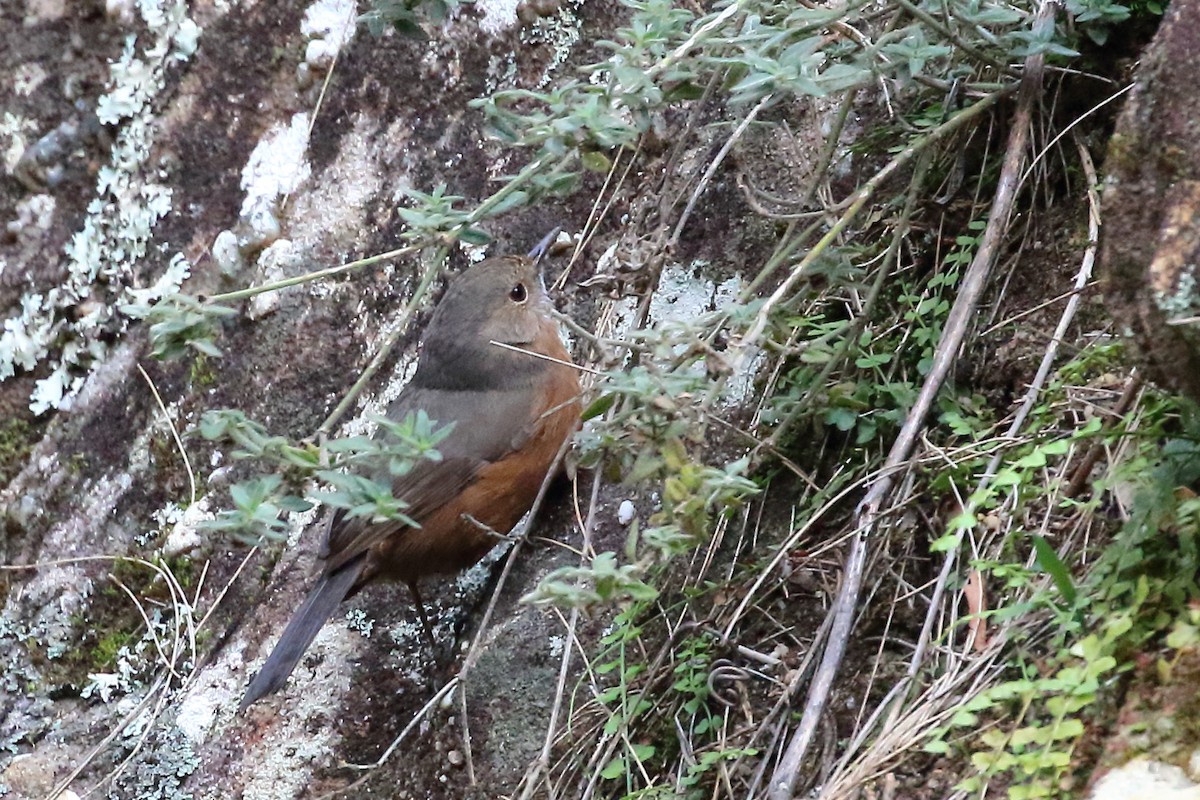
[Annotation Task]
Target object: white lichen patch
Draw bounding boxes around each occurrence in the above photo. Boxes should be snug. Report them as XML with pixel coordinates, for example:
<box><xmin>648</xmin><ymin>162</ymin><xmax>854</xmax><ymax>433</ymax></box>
<box><xmin>13</xmin><ymin>63</ymin><xmax>49</xmax><ymax>97</ymax></box>
<box><xmin>240</xmin><ymin>114</ymin><xmax>313</xmax><ymax>218</ymax></box>
<box><xmin>478</xmin><ymin>0</ymin><xmax>522</xmax><ymax>35</ymax></box>
<box><xmin>283</xmin><ymin>503</ymin><xmax>323</xmax><ymax>549</ymax></box>
<box><xmin>301</xmin><ymin>0</ymin><xmax>358</xmax><ymax>56</ymax></box>
<box><xmin>605</xmin><ymin>260</ymin><xmax>763</xmax><ymax>405</ymax></box>
<box><xmin>0</xmin><ymin>0</ymin><xmax>199</xmax><ymax>414</ymax></box>
<box><xmin>345</xmin><ymin>607</ymin><xmax>374</xmax><ymax>636</ymax></box>
<box><xmin>161</xmin><ymin>497</ymin><xmax>214</xmax><ymax>557</ymax></box>
<box><xmin>176</xmin><ymin>643</ymin><xmax>246</xmax><ymax>746</ymax></box>
<box><xmin>519</xmin><ymin>5</ymin><xmax>583</xmax><ymax>87</ymax></box>
<box><xmin>6</xmin><ymin>193</ymin><xmax>56</xmax><ymax>242</ymax></box>
<box><xmin>1</xmin><ymin>112</ymin><xmax>38</xmax><ymax>180</ymax></box>
<box><xmin>175</xmin><ymin>689</ymin><xmax>219</xmax><ymax>744</ymax></box>
<box><xmin>460</xmin><ymin>239</ymin><xmax>490</xmax><ymax>264</ymax></box>
<box><xmin>0</xmin><ymin>294</ymin><xmax>54</xmax><ymax>378</ymax></box>
<box><xmin>484</xmin><ymin>52</ymin><xmax>519</xmax><ymax>97</ymax></box>
<box><xmin>247</xmin><ymin>240</ymin><xmax>296</xmax><ymax>319</ymax></box>
<box><xmin>1088</xmin><ymin>758</ymin><xmax>1198</xmax><ymax>800</ymax></box>
<box><xmin>609</xmin><ymin>260</ymin><xmax>742</xmax><ymax>331</ymax></box>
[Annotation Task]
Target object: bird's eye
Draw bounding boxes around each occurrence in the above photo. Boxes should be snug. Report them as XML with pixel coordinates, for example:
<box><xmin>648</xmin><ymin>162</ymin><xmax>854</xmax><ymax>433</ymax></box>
<box><xmin>509</xmin><ymin>283</ymin><xmax>528</xmax><ymax>303</ymax></box>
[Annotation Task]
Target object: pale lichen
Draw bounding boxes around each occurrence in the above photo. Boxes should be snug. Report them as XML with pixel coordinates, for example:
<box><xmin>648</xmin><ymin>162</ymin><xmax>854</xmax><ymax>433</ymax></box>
<box><xmin>0</xmin><ymin>112</ymin><xmax>38</xmax><ymax>172</ymax></box>
<box><xmin>478</xmin><ymin>0</ymin><xmax>523</xmax><ymax>36</ymax></box>
<box><xmin>520</xmin><ymin>3</ymin><xmax>583</xmax><ymax>88</ymax></box>
<box><xmin>110</xmin><ymin>724</ymin><xmax>200</xmax><ymax>800</ymax></box>
<box><xmin>241</xmin><ymin>117</ymin><xmax>312</xmax><ymax>214</ymax></box>
<box><xmin>300</xmin><ymin>0</ymin><xmax>358</xmax><ymax>57</ymax></box>
<box><xmin>0</xmin><ymin>0</ymin><xmax>200</xmax><ymax>414</ymax></box>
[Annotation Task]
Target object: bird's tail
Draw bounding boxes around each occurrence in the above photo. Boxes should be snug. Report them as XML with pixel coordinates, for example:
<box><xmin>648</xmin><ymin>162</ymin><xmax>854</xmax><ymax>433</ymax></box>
<box><xmin>239</xmin><ymin>558</ymin><xmax>365</xmax><ymax>711</ymax></box>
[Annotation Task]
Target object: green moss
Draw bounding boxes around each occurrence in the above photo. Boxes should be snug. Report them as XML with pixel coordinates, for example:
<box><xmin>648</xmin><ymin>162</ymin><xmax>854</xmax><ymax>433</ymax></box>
<box><xmin>187</xmin><ymin>352</ymin><xmax>217</xmax><ymax>387</ymax></box>
<box><xmin>0</xmin><ymin>417</ymin><xmax>37</xmax><ymax>486</ymax></box>
<box><xmin>163</xmin><ymin>555</ymin><xmax>195</xmax><ymax>590</ymax></box>
<box><xmin>37</xmin><ymin>557</ymin><xmax>183</xmax><ymax>689</ymax></box>
<box><xmin>92</xmin><ymin>629</ymin><xmax>136</xmax><ymax>670</ymax></box>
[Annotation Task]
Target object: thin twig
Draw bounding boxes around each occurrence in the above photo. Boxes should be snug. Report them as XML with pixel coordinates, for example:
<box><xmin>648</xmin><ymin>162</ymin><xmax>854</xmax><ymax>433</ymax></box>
<box><xmin>137</xmin><ymin>363</ymin><xmax>196</xmax><ymax>506</ymax></box>
<box><xmin>489</xmin><ymin>340</ymin><xmax>604</xmax><ymax>375</ymax></box>
<box><xmin>205</xmin><ymin>244</ymin><xmax>417</xmax><ymax>304</ymax></box>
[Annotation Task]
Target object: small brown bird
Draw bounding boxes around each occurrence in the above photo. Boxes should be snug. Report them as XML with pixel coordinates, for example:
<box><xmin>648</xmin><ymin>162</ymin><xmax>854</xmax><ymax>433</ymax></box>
<box><xmin>240</xmin><ymin>233</ymin><xmax>580</xmax><ymax>709</ymax></box>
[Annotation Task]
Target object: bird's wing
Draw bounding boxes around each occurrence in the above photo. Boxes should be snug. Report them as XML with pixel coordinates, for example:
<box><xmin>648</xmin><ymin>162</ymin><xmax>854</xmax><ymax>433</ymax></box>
<box><xmin>320</xmin><ymin>384</ymin><xmax>540</xmax><ymax>572</ymax></box>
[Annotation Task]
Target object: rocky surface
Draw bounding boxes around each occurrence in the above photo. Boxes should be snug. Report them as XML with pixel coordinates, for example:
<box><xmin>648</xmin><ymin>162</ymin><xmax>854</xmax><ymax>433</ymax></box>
<box><xmin>1101</xmin><ymin>0</ymin><xmax>1200</xmax><ymax>401</ymax></box>
<box><xmin>0</xmin><ymin>0</ymin><xmax>631</xmax><ymax>796</ymax></box>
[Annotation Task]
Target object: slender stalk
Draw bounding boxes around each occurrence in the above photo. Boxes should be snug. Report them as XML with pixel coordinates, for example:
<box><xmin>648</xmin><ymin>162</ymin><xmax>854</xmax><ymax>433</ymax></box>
<box><xmin>316</xmin><ymin>248</ymin><xmax>446</xmax><ymax>435</ymax></box>
<box><xmin>205</xmin><ymin>244</ymin><xmax>417</xmax><ymax>304</ymax></box>
<box><xmin>739</xmin><ymin>86</ymin><xmax>1009</xmax><ymax>358</ymax></box>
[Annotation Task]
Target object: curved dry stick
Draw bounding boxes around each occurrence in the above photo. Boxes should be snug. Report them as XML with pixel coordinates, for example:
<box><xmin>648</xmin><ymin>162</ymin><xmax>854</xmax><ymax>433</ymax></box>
<box><xmin>766</xmin><ymin>3</ymin><xmax>1060</xmax><ymax>797</ymax></box>
<box><xmin>827</xmin><ymin>127</ymin><xmax>1104</xmax><ymax>794</ymax></box>
<box><xmin>738</xmin><ymin>87</ymin><xmax>1007</xmax><ymax>358</ymax></box>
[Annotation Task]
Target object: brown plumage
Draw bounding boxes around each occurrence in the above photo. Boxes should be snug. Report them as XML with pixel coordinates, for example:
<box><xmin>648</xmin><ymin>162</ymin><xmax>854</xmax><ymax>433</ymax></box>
<box><xmin>240</xmin><ymin>238</ymin><xmax>580</xmax><ymax>710</ymax></box>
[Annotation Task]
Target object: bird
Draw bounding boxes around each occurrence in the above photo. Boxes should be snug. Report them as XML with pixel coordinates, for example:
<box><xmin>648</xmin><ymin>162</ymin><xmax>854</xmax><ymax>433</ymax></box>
<box><xmin>239</xmin><ymin>231</ymin><xmax>581</xmax><ymax>710</ymax></box>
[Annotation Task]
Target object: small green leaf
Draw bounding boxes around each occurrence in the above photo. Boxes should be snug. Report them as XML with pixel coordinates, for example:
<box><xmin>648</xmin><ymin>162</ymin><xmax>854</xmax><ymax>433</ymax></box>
<box><xmin>1032</xmin><ymin>534</ymin><xmax>1076</xmax><ymax>605</ymax></box>
<box><xmin>580</xmin><ymin>150</ymin><xmax>612</xmax><ymax>173</ymax></box>
<box><xmin>582</xmin><ymin>393</ymin><xmax>616</xmax><ymax>421</ymax></box>
<box><xmin>663</xmin><ymin>81</ymin><xmax>705</xmax><ymax>101</ymax></box>
<box><xmin>457</xmin><ymin>227</ymin><xmax>493</xmax><ymax>245</ymax></box>
<box><xmin>600</xmin><ymin>756</ymin><xmax>626</xmax><ymax>780</ymax></box>
<box><xmin>630</xmin><ymin>743</ymin><xmax>656</xmax><ymax>762</ymax></box>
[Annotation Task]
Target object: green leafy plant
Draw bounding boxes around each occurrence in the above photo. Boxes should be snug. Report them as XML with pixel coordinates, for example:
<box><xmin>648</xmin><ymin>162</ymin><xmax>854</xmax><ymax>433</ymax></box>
<box><xmin>196</xmin><ymin>409</ymin><xmax>452</xmax><ymax>544</ymax></box>
<box><xmin>926</xmin><ymin>396</ymin><xmax>1200</xmax><ymax>798</ymax></box>
<box><xmin>359</xmin><ymin>0</ymin><xmax>463</xmax><ymax>38</ymax></box>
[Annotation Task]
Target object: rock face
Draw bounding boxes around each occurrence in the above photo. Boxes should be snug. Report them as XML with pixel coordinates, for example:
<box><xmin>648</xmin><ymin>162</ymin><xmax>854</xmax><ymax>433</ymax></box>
<box><xmin>0</xmin><ymin>0</ymin><xmax>612</xmax><ymax>796</ymax></box>
<box><xmin>1101</xmin><ymin>0</ymin><xmax>1200</xmax><ymax>400</ymax></box>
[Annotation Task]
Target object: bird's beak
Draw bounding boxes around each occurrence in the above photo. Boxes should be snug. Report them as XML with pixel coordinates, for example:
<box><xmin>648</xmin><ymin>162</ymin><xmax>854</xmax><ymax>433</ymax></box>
<box><xmin>527</xmin><ymin>227</ymin><xmax>563</xmax><ymax>265</ymax></box>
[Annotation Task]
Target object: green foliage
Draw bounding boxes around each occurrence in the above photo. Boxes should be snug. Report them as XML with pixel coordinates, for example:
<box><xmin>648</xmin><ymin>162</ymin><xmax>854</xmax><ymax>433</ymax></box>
<box><xmin>1064</xmin><ymin>0</ymin><xmax>1131</xmax><ymax>45</ymax></box>
<box><xmin>927</xmin><ymin>397</ymin><xmax>1200</xmax><ymax>798</ymax></box>
<box><xmin>199</xmin><ymin>474</ymin><xmax>307</xmax><ymax>541</ymax></box>
<box><xmin>395</xmin><ymin>184</ymin><xmax>493</xmax><ymax>246</ymax></box>
<box><xmin>85</xmin><ymin>0</ymin><xmax>1163</xmax><ymax>794</ymax></box>
<box><xmin>122</xmin><ymin>294</ymin><xmax>236</xmax><ymax>360</ymax></box>
<box><xmin>523</xmin><ymin>552</ymin><xmax>660</xmax><ymax>607</ymax></box>
<box><xmin>359</xmin><ymin>0</ymin><xmax>462</xmax><ymax>38</ymax></box>
<box><xmin>196</xmin><ymin>409</ymin><xmax>452</xmax><ymax>544</ymax></box>
<box><xmin>532</xmin><ymin>324</ymin><xmax>759</xmax><ymax>603</ymax></box>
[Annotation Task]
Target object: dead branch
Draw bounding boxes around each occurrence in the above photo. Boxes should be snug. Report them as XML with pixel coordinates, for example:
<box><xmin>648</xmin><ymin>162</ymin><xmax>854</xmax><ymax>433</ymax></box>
<box><xmin>766</xmin><ymin>4</ymin><xmax>1060</xmax><ymax>798</ymax></box>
